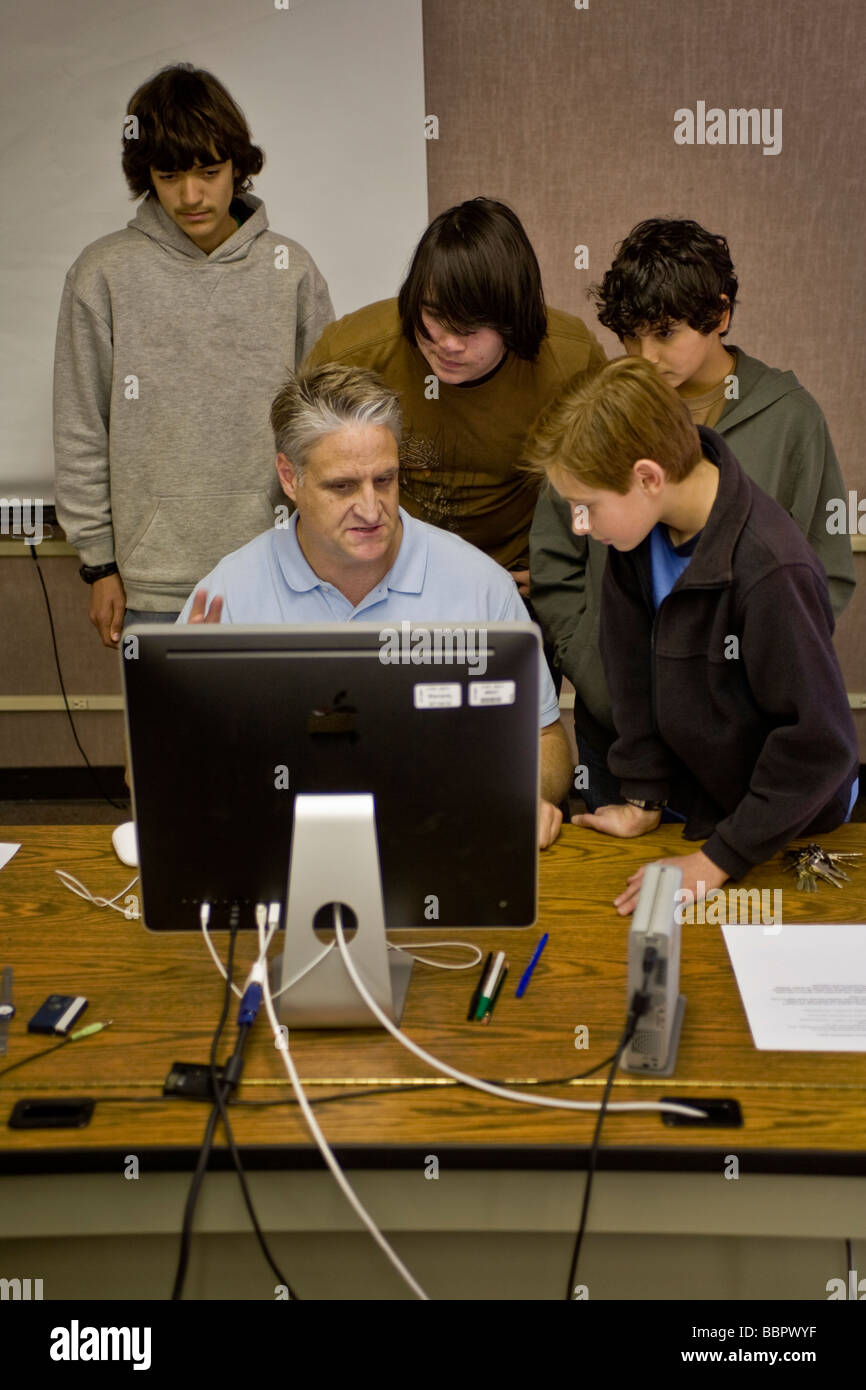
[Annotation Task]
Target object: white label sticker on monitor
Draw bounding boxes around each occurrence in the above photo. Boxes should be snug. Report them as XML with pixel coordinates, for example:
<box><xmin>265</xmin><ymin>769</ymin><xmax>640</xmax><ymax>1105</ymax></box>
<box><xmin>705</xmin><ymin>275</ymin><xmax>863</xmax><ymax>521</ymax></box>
<box><xmin>414</xmin><ymin>683</ymin><xmax>463</xmax><ymax>709</ymax></box>
<box><xmin>469</xmin><ymin>681</ymin><xmax>516</xmax><ymax>706</ymax></box>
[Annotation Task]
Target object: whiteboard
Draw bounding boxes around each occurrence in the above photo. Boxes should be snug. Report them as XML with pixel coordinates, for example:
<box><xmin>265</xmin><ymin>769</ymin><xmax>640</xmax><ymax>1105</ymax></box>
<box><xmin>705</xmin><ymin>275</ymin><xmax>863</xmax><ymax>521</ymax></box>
<box><xmin>0</xmin><ymin>0</ymin><xmax>428</xmax><ymax>497</ymax></box>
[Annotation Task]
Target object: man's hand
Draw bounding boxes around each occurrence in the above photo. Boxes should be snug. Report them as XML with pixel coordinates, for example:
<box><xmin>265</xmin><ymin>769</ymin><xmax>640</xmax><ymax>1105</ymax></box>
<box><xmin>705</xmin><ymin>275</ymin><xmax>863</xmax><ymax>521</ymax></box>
<box><xmin>187</xmin><ymin>589</ymin><xmax>224</xmax><ymax>624</ymax></box>
<box><xmin>89</xmin><ymin>572</ymin><xmax>126</xmax><ymax>648</ymax></box>
<box><xmin>613</xmin><ymin>849</ymin><xmax>729</xmax><ymax>917</ymax></box>
<box><xmin>572</xmin><ymin>802</ymin><xmax>662</xmax><ymax>838</ymax></box>
<box><xmin>539</xmin><ymin>718</ymin><xmax>572</xmax><ymax>810</ymax></box>
<box><xmin>510</xmin><ymin>567</ymin><xmax>531</xmax><ymax>597</ymax></box>
<box><xmin>538</xmin><ymin>798</ymin><xmax>563</xmax><ymax>850</ymax></box>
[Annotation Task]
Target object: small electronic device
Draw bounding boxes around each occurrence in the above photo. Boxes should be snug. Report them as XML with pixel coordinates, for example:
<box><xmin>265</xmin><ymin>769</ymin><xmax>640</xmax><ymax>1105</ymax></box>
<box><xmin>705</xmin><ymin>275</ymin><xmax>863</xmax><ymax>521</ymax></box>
<box><xmin>27</xmin><ymin>994</ymin><xmax>88</xmax><ymax>1036</ymax></box>
<box><xmin>163</xmin><ymin>1062</ymin><xmax>227</xmax><ymax>1101</ymax></box>
<box><xmin>111</xmin><ymin>821</ymin><xmax>139</xmax><ymax>867</ymax></box>
<box><xmin>621</xmin><ymin>864</ymin><xmax>686</xmax><ymax>1076</ymax></box>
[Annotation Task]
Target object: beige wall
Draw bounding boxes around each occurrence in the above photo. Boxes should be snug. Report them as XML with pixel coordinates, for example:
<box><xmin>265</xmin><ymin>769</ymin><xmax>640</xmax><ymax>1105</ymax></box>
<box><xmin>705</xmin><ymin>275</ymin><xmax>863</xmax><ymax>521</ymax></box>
<box><xmin>423</xmin><ymin>0</ymin><xmax>866</xmax><ymax>750</ymax></box>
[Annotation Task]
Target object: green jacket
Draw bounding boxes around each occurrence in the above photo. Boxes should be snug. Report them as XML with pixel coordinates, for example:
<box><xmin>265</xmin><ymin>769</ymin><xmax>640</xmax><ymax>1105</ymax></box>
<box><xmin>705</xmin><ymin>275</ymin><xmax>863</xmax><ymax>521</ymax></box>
<box><xmin>529</xmin><ymin>346</ymin><xmax>856</xmax><ymax>750</ymax></box>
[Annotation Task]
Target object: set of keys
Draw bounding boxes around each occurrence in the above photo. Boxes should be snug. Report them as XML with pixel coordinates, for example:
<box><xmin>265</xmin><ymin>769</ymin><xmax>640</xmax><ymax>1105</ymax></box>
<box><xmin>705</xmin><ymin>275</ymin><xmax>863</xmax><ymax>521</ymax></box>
<box><xmin>782</xmin><ymin>843</ymin><xmax>862</xmax><ymax>892</ymax></box>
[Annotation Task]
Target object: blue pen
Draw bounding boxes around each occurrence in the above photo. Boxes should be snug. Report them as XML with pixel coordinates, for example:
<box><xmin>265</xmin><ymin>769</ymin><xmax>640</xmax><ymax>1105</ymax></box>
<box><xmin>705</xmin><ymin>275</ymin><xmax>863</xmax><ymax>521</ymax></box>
<box><xmin>515</xmin><ymin>933</ymin><xmax>549</xmax><ymax>998</ymax></box>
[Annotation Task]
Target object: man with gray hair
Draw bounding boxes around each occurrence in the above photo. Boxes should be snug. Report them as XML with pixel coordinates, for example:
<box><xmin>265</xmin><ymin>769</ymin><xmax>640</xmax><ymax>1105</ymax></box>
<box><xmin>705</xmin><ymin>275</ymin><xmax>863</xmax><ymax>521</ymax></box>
<box><xmin>179</xmin><ymin>362</ymin><xmax>572</xmax><ymax>847</ymax></box>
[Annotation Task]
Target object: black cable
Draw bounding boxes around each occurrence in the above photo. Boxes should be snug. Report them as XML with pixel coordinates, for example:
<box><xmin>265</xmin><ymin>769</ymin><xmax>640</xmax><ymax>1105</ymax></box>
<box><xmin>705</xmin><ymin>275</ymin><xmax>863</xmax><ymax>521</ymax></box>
<box><xmin>171</xmin><ymin>910</ymin><xmax>240</xmax><ymax>1299</ymax></box>
<box><xmin>211</xmin><ymin>1026</ymin><xmax>298</xmax><ymax>1297</ymax></box>
<box><xmin>563</xmin><ymin>953</ymin><xmax>655</xmax><ymax>1300</ymax></box>
<box><xmin>28</xmin><ymin>544</ymin><xmax>126</xmax><ymax>810</ymax></box>
<box><xmin>117</xmin><ymin>1043</ymin><xmax>623</xmax><ymax>1107</ymax></box>
<box><xmin>236</xmin><ymin>1067</ymin><xmax>619</xmax><ymax>1105</ymax></box>
<box><xmin>170</xmin><ymin>1104</ymin><xmax>220</xmax><ymax>1299</ymax></box>
<box><xmin>0</xmin><ymin>1037</ymin><xmax>71</xmax><ymax>1081</ymax></box>
<box><xmin>0</xmin><ymin>1023</ymin><xmax>115</xmax><ymax>1083</ymax></box>
<box><xmin>503</xmin><ymin>1051</ymin><xmax>622</xmax><ymax>1086</ymax></box>
<box><xmin>172</xmin><ymin>908</ymin><xmax>298</xmax><ymax>1300</ymax></box>
<box><xmin>563</xmin><ymin>1026</ymin><xmax>631</xmax><ymax>1300</ymax></box>
<box><xmin>81</xmin><ymin>1067</ymin><xmax>619</xmax><ymax>1111</ymax></box>
<box><xmin>0</xmin><ymin>1038</ymin><xmax>615</xmax><ymax>1106</ymax></box>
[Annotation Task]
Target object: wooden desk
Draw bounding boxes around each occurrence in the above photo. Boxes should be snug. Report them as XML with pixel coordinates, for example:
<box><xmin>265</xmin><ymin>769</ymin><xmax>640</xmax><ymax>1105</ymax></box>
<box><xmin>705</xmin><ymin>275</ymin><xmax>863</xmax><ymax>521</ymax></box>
<box><xmin>1</xmin><ymin>823</ymin><xmax>865</xmax><ymax>1301</ymax></box>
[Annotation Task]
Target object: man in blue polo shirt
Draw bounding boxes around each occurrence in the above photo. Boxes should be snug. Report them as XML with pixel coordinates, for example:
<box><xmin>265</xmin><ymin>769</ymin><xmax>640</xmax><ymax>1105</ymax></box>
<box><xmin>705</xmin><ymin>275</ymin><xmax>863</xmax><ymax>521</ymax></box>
<box><xmin>179</xmin><ymin>363</ymin><xmax>572</xmax><ymax>847</ymax></box>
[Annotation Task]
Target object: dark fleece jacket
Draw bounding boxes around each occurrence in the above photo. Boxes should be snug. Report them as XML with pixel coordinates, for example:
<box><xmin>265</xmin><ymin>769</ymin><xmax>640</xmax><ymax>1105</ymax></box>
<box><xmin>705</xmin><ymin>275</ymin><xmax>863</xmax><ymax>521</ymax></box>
<box><xmin>529</xmin><ymin>347</ymin><xmax>856</xmax><ymax>753</ymax></box>
<box><xmin>600</xmin><ymin>428</ymin><xmax>859</xmax><ymax>880</ymax></box>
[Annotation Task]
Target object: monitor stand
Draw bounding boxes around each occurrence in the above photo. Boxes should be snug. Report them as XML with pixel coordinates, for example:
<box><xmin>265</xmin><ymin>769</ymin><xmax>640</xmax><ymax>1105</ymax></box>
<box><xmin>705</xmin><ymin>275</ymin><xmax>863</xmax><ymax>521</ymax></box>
<box><xmin>270</xmin><ymin>793</ymin><xmax>413</xmax><ymax>1028</ymax></box>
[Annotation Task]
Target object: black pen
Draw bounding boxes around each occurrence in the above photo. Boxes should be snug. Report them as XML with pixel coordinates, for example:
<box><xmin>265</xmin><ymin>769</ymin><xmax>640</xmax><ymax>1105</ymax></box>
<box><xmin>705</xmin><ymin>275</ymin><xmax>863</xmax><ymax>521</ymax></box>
<box><xmin>467</xmin><ymin>952</ymin><xmax>493</xmax><ymax>1021</ymax></box>
<box><xmin>481</xmin><ymin>967</ymin><xmax>508</xmax><ymax>1025</ymax></box>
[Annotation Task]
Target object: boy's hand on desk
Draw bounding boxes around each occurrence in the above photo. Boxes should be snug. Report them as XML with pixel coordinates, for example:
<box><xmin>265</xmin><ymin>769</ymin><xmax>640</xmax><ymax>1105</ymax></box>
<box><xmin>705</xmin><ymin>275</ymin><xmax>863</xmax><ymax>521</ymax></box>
<box><xmin>539</xmin><ymin>798</ymin><xmax>563</xmax><ymax>850</ymax></box>
<box><xmin>614</xmin><ymin>850</ymin><xmax>729</xmax><ymax>917</ymax></box>
<box><xmin>187</xmin><ymin>589</ymin><xmax>223</xmax><ymax>624</ymax></box>
<box><xmin>571</xmin><ymin>802</ymin><xmax>661</xmax><ymax>838</ymax></box>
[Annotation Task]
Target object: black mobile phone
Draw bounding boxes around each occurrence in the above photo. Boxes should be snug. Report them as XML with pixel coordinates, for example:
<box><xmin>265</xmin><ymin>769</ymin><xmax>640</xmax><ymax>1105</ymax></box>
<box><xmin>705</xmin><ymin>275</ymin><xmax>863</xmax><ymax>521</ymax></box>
<box><xmin>8</xmin><ymin>1098</ymin><xmax>94</xmax><ymax>1129</ymax></box>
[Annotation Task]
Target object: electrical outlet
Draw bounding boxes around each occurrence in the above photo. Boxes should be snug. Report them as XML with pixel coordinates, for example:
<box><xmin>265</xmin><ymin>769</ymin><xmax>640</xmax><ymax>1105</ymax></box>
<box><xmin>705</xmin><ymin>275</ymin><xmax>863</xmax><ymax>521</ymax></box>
<box><xmin>850</xmin><ymin>694</ymin><xmax>866</xmax><ymax>710</ymax></box>
<box><xmin>69</xmin><ymin>697</ymin><xmax>89</xmax><ymax>710</ymax></box>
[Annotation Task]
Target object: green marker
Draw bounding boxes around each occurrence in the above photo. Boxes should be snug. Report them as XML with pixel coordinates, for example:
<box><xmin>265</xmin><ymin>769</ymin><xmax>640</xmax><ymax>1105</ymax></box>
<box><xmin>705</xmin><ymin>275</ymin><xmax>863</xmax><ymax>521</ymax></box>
<box><xmin>474</xmin><ymin>951</ymin><xmax>506</xmax><ymax>1022</ymax></box>
<box><xmin>481</xmin><ymin>967</ymin><xmax>508</xmax><ymax>1025</ymax></box>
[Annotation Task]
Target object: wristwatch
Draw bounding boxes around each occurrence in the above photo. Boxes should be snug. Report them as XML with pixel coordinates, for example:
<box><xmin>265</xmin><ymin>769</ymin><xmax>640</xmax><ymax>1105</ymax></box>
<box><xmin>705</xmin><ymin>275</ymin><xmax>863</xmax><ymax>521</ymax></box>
<box><xmin>624</xmin><ymin>797</ymin><xmax>668</xmax><ymax>812</ymax></box>
<box><xmin>79</xmin><ymin>562</ymin><xmax>119</xmax><ymax>585</ymax></box>
<box><xmin>0</xmin><ymin>967</ymin><xmax>14</xmax><ymax>1056</ymax></box>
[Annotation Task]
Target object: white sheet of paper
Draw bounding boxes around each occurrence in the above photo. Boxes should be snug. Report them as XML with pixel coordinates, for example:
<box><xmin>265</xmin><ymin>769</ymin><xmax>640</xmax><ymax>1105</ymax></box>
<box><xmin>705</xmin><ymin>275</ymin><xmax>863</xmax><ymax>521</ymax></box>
<box><xmin>722</xmin><ymin>922</ymin><xmax>866</xmax><ymax>1051</ymax></box>
<box><xmin>0</xmin><ymin>843</ymin><xmax>21</xmax><ymax>871</ymax></box>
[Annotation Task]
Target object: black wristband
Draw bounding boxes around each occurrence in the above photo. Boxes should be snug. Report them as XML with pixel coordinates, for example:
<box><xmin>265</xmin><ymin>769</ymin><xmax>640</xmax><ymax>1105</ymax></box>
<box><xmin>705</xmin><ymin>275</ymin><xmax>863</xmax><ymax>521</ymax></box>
<box><xmin>79</xmin><ymin>562</ymin><xmax>119</xmax><ymax>585</ymax></box>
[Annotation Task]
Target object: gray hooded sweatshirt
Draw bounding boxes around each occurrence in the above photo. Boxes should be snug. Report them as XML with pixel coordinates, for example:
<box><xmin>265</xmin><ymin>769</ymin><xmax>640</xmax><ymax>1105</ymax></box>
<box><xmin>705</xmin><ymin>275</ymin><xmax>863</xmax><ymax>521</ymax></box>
<box><xmin>53</xmin><ymin>193</ymin><xmax>334</xmax><ymax>609</ymax></box>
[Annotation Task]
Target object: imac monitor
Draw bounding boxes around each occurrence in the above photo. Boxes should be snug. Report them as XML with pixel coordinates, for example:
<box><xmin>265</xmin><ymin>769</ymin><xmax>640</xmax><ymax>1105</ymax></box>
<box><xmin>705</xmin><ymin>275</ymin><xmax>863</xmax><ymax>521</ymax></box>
<box><xmin>122</xmin><ymin>623</ymin><xmax>541</xmax><ymax>1024</ymax></box>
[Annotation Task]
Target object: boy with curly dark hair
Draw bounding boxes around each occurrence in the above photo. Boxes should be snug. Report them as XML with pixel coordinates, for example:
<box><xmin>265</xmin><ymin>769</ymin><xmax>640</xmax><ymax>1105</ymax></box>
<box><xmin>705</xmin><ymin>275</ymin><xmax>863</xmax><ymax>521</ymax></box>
<box><xmin>531</xmin><ymin>217</ymin><xmax>855</xmax><ymax>810</ymax></box>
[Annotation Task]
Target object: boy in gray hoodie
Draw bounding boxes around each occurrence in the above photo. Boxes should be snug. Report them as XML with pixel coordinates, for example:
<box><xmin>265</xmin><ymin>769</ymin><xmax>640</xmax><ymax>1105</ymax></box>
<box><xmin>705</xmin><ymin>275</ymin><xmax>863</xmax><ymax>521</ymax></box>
<box><xmin>530</xmin><ymin>217</ymin><xmax>855</xmax><ymax>809</ymax></box>
<box><xmin>54</xmin><ymin>63</ymin><xmax>334</xmax><ymax>646</ymax></box>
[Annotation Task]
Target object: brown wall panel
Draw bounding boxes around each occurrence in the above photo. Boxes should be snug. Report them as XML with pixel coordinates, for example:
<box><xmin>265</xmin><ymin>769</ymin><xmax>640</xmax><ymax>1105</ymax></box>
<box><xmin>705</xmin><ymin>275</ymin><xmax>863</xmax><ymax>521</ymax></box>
<box><xmin>0</xmin><ymin>711</ymin><xmax>125</xmax><ymax>770</ymax></box>
<box><xmin>1</xmin><ymin>554</ymin><xmax>125</xmax><ymax>768</ymax></box>
<box><xmin>1</xmin><ymin>556</ymin><xmax>122</xmax><ymax>698</ymax></box>
<box><xmin>423</xmin><ymin>0</ymin><xmax>865</xmax><ymax>751</ymax></box>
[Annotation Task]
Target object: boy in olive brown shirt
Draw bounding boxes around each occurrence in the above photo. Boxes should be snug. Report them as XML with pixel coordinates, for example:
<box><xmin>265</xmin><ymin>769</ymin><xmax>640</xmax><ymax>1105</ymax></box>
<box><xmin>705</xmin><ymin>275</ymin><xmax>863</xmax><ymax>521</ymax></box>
<box><xmin>306</xmin><ymin>197</ymin><xmax>605</xmax><ymax>597</ymax></box>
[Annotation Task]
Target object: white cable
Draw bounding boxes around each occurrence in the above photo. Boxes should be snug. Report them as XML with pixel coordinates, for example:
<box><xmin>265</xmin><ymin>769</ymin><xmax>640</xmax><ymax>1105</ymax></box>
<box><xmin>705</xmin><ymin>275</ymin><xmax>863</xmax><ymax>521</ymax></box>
<box><xmin>201</xmin><ymin>914</ymin><xmax>480</xmax><ymax>1001</ymax></box>
<box><xmin>269</xmin><ymin>935</ymin><xmax>481</xmax><ymax>1002</ymax></box>
<box><xmin>198</xmin><ymin>899</ymin><xmax>699</xmax><ymax>1303</ymax></box>
<box><xmin>387</xmin><ymin>940</ymin><xmax>482</xmax><ymax>971</ymax></box>
<box><xmin>260</xmin><ymin>953</ymin><xmax>429</xmax><ymax>1301</ymax></box>
<box><xmin>199</xmin><ymin>900</ymin><xmax>284</xmax><ymax>999</ymax></box>
<box><xmin>332</xmin><ymin>913</ymin><xmax>705</xmax><ymax>1120</ymax></box>
<box><xmin>272</xmin><ymin>939</ymin><xmax>336</xmax><ymax>1000</ymax></box>
<box><xmin>56</xmin><ymin>868</ymin><xmax>140</xmax><ymax>919</ymax></box>
<box><xmin>265</xmin><ymin>902</ymin><xmax>281</xmax><ymax>953</ymax></box>
<box><xmin>196</xmin><ymin>900</ymin><xmax>428</xmax><ymax>1298</ymax></box>
<box><xmin>255</xmin><ymin>902</ymin><xmax>268</xmax><ymax>959</ymax></box>
<box><xmin>197</xmin><ymin>906</ymin><xmax>697</xmax><ymax>1117</ymax></box>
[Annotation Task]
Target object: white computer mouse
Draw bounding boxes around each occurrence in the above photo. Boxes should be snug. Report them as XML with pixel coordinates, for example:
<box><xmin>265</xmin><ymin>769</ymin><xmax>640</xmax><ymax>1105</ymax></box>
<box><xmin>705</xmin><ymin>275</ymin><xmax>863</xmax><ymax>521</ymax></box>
<box><xmin>111</xmin><ymin>821</ymin><xmax>139</xmax><ymax>868</ymax></box>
